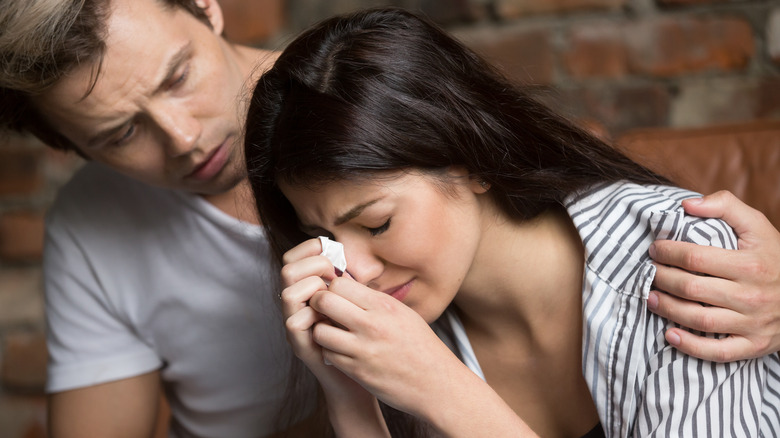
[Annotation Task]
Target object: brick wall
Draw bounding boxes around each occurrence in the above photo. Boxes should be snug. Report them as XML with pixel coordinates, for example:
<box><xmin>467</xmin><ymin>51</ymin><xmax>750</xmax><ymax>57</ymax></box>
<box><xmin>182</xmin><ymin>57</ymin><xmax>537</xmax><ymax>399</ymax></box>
<box><xmin>1</xmin><ymin>0</ymin><xmax>777</xmax><ymax>435</ymax></box>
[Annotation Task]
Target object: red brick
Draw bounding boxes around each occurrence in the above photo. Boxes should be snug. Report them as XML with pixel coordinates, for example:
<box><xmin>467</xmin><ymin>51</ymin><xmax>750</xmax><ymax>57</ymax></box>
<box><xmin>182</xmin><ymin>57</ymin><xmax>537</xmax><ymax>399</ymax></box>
<box><xmin>219</xmin><ymin>0</ymin><xmax>284</xmax><ymax>44</ymax></box>
<box><xmin>564</xmin><ymin>25</ymin><xmax>628</xmax><ymax>79</ymax></box>
<box><xmin>42</xmin><ymin>148</ymin><xmax>84</xmax><ymax>187</ymax></box>
<box><xmin>562</xmin><ymin>84</ymin><xmax>671</xmax><ymax>134</ymax></box>
<box><xmin>757</xmin><ymin>77</ymin><xmax>780</xmax><ymax>119</ymax></box>
<box><xmin>1</xmin><ymin>332</ymin><xmax>48</xmax><ymax>392</ymax></box>
<box><xmin>495</xmin><ymin>0</ymin><xmax>626</xmax><ymax>19</ymax></box>
<box><xmin>22</xmin><ymin>420</ymin><xmax>47</xmax><ymax>438</ymax></box>
<box><xmin>658</xmin><ymin>0</ymin><xmax>730</xmax><ymax>4</ymax></box>
<box><xmin>0</xmin><ymin>140</ymin><xmax>44</xmax><ymax>197</ymax></box>
<box><xmin>0</xmin><ymin>212</ymin><xmax>45</xmax><ymax>262</ymax></box>
<box><xmin>0</xmin><ymin>393</ymin><xmax>47</xmax><ymax>438</ymax></box>
<box><xmin>0</xmin><ymin>268</ymin><xmax>44</xmax><ymax>327</ymax></box>
<box><xmin>462</xmin><ymin>26</ymin><xmax>556</xmax><ymax>85</ymax></box>
<box><xmin>656</xmin><ymin>0</ymin><xmax>730</xmax><ymax>6</ymax></box>
<box><xmin>625</xmin><ymin>16</ymin><xmax>754</xmax><ymax>77</ymax></box>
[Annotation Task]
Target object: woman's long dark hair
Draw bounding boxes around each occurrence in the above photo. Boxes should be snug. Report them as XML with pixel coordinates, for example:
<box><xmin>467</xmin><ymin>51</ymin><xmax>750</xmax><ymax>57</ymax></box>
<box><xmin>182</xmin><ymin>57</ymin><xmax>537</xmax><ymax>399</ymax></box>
<box><xmin>245</xmin><ymin>7</ymin><xmax>666</xmax><ymax>436</ymax></box>
<box><xmin>245</xmin><ymin>7</ymin><xmax>665</xmax><ymax>266</ymax></box>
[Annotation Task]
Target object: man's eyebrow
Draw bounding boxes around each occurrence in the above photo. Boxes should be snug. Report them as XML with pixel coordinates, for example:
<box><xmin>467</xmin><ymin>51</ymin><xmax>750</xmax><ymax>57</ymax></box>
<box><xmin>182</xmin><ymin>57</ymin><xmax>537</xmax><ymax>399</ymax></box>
<box><xmin>155</xmin><ymin>42</ymin><xmax>193</xmax><ymax>94</ymax></box>
<box><xmin>334</xmin><ymin>198</ymin><xmax>383</xmax><ymax>226</ymax></box>
<box><xmin>85</xmin><ymin>43</ymin><xmax>193</xmax><ymax>149</ymax></box>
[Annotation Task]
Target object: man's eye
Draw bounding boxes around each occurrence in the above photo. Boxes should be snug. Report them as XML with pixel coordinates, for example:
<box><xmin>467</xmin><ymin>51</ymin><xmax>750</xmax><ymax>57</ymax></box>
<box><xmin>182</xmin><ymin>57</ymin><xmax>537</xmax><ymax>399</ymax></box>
<box><xmin>170</xmin><ymin>65</ymin><xmax>190</xmax><ymax>89</ymax></box>
<box><xmin>366</xmin><ymin>219</ymin><xmax>391</xmax><ymax>236</ymax></box>
<box><xmin>112</xmin><ymin>124</ymin><xmax>136</xmax><ymax>146</ymax></box>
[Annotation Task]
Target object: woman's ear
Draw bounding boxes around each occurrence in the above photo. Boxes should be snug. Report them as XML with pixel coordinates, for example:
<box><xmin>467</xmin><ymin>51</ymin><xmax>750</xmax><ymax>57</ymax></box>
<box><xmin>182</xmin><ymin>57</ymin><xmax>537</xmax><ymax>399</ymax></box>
<box><xmin>446</xmin><ymin>166</ymin><xmax>490</xmax><ymax>194</ymax></box>
<box><xmin>195</xmin><ymin>0</ymin><xmax>225</xmax><ymax>35</ymax></box>
<box><xmin>470</xmin><ymin>175</ymin><xmax>490</xmax><ymax>194</ymax></box>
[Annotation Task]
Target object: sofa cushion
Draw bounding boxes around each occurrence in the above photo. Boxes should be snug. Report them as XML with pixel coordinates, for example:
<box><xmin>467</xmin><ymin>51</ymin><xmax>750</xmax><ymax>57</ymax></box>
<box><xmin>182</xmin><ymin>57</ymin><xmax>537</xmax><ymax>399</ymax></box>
<box><xmin>617</xmin><ymin>120</ymin><xmax>780</xmax><ymax>229</ymax></box>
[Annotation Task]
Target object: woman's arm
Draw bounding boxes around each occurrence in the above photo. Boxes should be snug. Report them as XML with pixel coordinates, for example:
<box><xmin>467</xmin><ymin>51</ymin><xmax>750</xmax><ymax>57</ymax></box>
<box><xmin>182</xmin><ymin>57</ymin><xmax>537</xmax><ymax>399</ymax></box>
<box><xmin>310</xmin><ymin>277</ymin><xmax>538</xmax><ymax>437</ymax></box>
<box><xmin>280</xmin><ymin>239</ymin><xmax>391</xmax><ymax>438</ymax></box>
<box><xmin>648</xmin><ymin>191</ymin><xmax>780</xmax><ymax>362</ymax></box>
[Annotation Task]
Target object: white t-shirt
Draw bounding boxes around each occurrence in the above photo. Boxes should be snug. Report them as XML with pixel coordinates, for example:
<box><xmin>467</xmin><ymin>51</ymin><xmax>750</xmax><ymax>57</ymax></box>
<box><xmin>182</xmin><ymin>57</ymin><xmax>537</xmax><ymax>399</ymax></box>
<box><xmin>44</xmin><ymin>163</ymin><xmax>297</xmax><ymax>437</ymax></box>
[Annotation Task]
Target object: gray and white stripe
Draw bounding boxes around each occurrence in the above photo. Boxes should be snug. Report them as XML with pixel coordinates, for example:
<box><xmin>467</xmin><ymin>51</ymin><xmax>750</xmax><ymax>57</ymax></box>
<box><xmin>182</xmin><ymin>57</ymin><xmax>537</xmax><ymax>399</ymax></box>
<box><xmin>439</xmin><ymin>181</ymin><xmax>780</xmax><ymax>437</ymax></box>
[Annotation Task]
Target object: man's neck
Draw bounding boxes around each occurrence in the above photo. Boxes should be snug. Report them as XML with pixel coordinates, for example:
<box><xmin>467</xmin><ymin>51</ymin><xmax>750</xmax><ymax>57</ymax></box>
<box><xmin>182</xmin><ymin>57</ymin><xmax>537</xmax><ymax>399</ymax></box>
<box><xmin>202</xmin><ymin>179</ymin><xmax>260</xmax><ymax>225</ymax></box>
<box><xmin>199</xmin><ymin>43</ymin><xmax>276</xmax><ymax>225</ymax></box>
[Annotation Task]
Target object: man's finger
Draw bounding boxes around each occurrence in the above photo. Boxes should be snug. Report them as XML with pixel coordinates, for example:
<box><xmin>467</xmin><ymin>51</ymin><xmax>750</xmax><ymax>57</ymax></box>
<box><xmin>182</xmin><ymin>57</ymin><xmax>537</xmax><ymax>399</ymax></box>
<box><xmin>663</xmin><ymin>329</ymin><xmax>759</xmax><ymax>362</ymax></box>
<box><xmin>651</xmin><ymin>263</ymin><xmax>740</xmax><ymax>308</ymax></box>
<box><xmin>650</xmin><ymin>240</ymin><xmax>745</xmax><ymax>280</ymax></box>
<box><xmin>648</xmin><ymin>289</ymin><xmax>745</xmax><ymax>334</ymax></box>
<box><xmin>680</xmin><ymin>191</ymin><xmax>768</xmax><ymax>239</ymax></box>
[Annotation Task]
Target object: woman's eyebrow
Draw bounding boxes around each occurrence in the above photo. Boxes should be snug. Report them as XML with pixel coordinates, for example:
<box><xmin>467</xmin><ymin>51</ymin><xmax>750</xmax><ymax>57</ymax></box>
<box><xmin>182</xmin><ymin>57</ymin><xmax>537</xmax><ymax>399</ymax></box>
<box><xmin>334</xmin><ymin>198</ymin><xmax>383</xmax><ymax>226</ymax></box>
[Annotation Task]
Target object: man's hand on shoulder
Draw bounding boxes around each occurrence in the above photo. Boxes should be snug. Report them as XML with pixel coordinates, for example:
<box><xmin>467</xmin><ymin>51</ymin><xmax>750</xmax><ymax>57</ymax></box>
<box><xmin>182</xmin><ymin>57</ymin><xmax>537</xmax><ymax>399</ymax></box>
<box><xmin>648</xmin><ymin>190</ymin><xmax>780</xmax><ymax>362</ymax></box>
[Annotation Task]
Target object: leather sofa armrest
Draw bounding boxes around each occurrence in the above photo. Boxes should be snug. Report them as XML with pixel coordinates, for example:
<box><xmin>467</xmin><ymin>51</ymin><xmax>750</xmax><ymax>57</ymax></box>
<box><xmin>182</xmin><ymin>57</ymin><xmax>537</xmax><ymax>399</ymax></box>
<box><xmin>616</xmin><ymin>120</ymin><xmax>780</xmax><ymax>230</ymax></box>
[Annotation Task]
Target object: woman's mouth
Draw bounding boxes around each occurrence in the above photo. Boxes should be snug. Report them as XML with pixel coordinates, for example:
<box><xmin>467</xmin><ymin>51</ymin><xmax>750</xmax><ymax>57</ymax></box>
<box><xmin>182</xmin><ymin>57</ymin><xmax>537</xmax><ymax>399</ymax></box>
<box><xmin>384</xmin><ymin>279</ymin><xmax>414</xmax><ymax>301</ymax></box>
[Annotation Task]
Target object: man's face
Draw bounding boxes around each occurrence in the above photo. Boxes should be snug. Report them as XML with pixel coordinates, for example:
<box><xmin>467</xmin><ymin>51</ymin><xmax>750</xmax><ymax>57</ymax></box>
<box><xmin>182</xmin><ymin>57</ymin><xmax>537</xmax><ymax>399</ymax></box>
<box><xmin>33</xmin><ymin>0</ymin><xmax>250</xmax><ymax>195</ymax></box>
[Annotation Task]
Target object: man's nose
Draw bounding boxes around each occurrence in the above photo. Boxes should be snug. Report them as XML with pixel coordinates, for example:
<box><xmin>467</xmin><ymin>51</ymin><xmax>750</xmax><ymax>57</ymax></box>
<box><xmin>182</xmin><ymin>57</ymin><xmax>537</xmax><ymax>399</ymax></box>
<box><xmin>153</xmin><ymin>104</ymin><xmax>202</xmax><ymax>156</ymax></box>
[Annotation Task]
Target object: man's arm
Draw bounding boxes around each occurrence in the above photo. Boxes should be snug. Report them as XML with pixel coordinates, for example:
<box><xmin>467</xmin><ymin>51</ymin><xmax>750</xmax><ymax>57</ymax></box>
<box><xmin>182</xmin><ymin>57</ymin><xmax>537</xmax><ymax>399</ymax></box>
<box><xmin>648</xmin><ymin>190</ymin><xmax>780</xmax><ymax>362</ymax></box>
<box><xmin>48</xmin><ymin>371</ymin><xmax>162</xmax><ymax>438</ymax></box>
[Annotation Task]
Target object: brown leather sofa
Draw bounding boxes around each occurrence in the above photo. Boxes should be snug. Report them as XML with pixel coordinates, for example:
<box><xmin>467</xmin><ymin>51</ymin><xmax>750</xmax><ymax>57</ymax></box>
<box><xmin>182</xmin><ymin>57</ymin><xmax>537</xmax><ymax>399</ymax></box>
<box><xmin>617</xmin><ymin>119</ymin><xmax>780</xmax><ymax>230</ymax></box>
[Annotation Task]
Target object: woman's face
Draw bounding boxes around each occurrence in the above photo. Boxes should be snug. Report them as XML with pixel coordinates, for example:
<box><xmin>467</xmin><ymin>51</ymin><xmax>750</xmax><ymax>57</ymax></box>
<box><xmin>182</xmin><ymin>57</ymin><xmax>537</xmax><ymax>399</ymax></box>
<box><xmin>279</xmin><ymin>169</ymin><xmax>487</xmax><ymax>323</ymax></box>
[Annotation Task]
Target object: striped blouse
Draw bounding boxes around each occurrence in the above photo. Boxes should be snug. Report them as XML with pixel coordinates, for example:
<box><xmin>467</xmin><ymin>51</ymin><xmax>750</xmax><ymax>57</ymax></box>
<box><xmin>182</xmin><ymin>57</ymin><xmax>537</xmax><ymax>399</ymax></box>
<box><xmin>434</xmin><ymin>181</ymin><xmax>780</xmax><ymax>437</ymax></box>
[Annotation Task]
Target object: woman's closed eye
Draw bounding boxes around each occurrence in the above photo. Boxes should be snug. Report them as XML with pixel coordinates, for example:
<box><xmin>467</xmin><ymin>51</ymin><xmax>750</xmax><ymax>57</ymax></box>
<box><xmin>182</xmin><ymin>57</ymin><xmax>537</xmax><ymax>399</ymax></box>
<box><xmin>366</xmin><ymin>219</ymin><xmax>391</xmax><ymax>236</ymax></box>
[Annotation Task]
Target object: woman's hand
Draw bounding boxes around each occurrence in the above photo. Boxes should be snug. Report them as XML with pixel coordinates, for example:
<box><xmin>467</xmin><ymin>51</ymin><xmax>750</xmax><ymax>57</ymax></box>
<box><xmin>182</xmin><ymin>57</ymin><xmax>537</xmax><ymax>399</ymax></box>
<box><xmin>648</xmin><ymin>191</ymin><xmax>780</xmax><ymax>362</ymax></box>
<box><xmin>280</xmin><ymin>239</ymin><xmax>390</xmax><ymax>437</ymax></box>
<box><xmin>307</xmin><ymin>277</ymin><xmax>455</xmax><ymax>413</ymax></box>
<box><xmin>309</xmin><ymin>279</ymin><xmax>537</xmax><ymax>436</ymax></box>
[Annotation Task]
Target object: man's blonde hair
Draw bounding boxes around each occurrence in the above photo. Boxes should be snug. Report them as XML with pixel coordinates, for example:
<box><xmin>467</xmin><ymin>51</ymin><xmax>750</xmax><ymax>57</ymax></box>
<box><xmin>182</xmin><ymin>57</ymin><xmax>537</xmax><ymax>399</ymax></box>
<box><xmin>0</xmin><ymin>0</ymin><xmax>209</xmax><ymax>151</ymax></box>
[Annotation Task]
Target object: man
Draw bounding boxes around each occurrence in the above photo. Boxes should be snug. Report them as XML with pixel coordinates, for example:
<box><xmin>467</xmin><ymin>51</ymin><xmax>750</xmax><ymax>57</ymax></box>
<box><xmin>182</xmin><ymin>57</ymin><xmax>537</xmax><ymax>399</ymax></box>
<box><xmin>3</xmin><ymin>0</ymin><xmax>301</xmax><ymax>437</ymax></box>
<box><xmin>0</xmin><ymin>0</ymin><xmax>778</xmax><ymax>437</ymax></box>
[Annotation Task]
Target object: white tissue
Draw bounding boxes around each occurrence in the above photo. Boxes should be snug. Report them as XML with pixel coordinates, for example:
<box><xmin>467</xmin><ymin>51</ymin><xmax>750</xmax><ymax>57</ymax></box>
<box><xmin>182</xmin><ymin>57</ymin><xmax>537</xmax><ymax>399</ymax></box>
<box><xmin>318</xmin><ymin>236</ymin><xmax>347</xmax><ymax>274</ymax></box>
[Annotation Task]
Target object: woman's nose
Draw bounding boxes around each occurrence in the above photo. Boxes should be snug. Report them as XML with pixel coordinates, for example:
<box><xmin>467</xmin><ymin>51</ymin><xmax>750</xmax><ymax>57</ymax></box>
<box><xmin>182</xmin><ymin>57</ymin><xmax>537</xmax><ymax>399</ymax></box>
<box><xmin>342</xmin><ymin>243</ymin><xmax>384</xmax><ymax>286</ymax></box>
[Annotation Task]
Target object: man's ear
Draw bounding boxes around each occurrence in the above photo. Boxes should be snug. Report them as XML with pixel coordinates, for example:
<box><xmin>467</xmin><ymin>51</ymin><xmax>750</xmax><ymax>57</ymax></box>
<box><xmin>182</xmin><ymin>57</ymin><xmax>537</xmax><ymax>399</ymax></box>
<box><xmin>195</xmin><ymin>0</ymin><xmax>225</xmax><ymax>35</ymax></box>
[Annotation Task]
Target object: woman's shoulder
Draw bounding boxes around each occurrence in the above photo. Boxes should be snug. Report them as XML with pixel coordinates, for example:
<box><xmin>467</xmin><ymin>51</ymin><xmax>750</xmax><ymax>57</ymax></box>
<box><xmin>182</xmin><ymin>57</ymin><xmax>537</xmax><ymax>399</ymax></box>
<box><xmin>565</xmin><ymin>180</ymin><xmax>736</xmax><ymax>251</ymax></box>
<box><xmin>564</xmin><ymin>181</ymin><xmax>698</xmax><ymax>218</ymax></box>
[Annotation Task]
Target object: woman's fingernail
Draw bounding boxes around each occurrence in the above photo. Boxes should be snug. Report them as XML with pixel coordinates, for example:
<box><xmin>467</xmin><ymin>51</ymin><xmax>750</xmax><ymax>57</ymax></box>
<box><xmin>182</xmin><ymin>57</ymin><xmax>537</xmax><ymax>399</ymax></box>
<box><xmin>647</xmin><ymin>292</ymin><xmax>659</xmax><ymax>310</ymax></box>
<box><xmin>324</xmin><ymin>357</ymin><xmax>332</xmax><ymax>366</ymax></box>
<box><xmin>685</xmin><ymin>197</ymin><xmax>703</xmax><ymax>206</ymax></box>
<box><xmin>648</xmin><ymin>243</ymin><xmax>656</xmax><ymax>259</ymax></box>
<box><xmin>666</xmin><ymin>331</ymin><xmax>681</xmax><ymax>346</ymax></box>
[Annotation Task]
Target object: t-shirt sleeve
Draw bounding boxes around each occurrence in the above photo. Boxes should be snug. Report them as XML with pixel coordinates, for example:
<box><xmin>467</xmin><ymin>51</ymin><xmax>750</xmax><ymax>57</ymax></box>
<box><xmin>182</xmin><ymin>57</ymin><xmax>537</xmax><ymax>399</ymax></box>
<box><xmin>44</xmin><ymin>212</ymin><xmax>162</xmax><ymax>393</ymax></box>
<box><xmin>633</xmin><ymin>211</ymin><xmax>780</xmax><ymax>436</ymax></box>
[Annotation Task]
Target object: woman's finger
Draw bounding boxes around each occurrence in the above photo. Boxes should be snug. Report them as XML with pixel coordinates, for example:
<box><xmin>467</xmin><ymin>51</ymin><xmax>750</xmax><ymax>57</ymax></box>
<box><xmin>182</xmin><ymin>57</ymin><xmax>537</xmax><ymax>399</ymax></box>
<box><xmin>327</xmin><ymin>277</ymin><xmax>391</xmax><ymax>311</ymax></box>
<box><xmin>285</xmin><ymin>302</ymin><xmax>327</xmax><ymax>334</ymax></box>
<box><xmin>309</xmin><ymin>287</ymin><xmax>368</xmax><ymax>330</ymax></box>
<box><xmin>280</xmin><ymin>254</ymin><xmax>338</xmax><ymax>288</ymax></box>
<box><xmin>280</xmin><ymin>275</ymin><xmax>328</xmax><ymax>317</ymax></box>
<box><xmin>282</xmin><ymin>238</ymin><xmax>327</xmax><ymax>265</ymax></box>
<box><xmin>285</xmin><ymin>305</ymin><xmax>327</xmax><ymax>361</ymax></box>
<box><xmin>312</xmin><ymin>319</ymin><xmax>359</xmax><ymax>357</ymax></box>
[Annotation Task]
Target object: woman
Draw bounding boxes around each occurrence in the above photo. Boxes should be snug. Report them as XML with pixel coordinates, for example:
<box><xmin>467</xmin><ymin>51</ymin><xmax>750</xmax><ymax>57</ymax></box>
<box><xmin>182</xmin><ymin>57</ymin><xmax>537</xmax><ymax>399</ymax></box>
<box><xmin>244</xmin><ymin>7</ymin><xmax>780</xmax><ymax>437</ymax></box>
